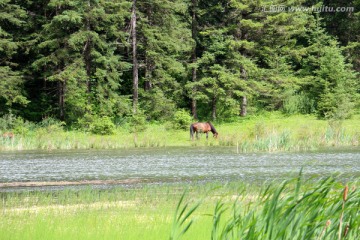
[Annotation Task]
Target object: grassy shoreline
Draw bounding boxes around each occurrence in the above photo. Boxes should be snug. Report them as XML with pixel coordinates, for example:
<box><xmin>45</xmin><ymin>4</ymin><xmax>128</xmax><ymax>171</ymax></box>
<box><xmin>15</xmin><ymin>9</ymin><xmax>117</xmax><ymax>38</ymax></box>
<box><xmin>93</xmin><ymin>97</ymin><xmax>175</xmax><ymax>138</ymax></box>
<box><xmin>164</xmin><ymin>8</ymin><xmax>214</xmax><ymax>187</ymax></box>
<box><xmin>1</xmin><ymin>178</ymin><xmax>359</xmax><ymax>239</ymax></box>
<box><xmin>1</xmin><ymin>113</ymin><xmax>360</xmax><ymax>152</ymax></box>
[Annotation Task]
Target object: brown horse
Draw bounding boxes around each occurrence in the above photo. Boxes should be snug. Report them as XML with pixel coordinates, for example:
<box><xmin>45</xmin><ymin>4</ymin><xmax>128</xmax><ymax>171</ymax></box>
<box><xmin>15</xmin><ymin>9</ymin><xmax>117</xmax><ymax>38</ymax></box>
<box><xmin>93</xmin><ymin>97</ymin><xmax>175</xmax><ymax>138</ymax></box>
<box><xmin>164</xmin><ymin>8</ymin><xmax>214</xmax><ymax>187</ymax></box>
<box><xmin>2</xmin><ymin>132</ymin><xmax>14</xmax><ymax>139</ymax></box>
<box><xmin>190</xmin><ymin>122</ymin><xmax>218</xmax><ymax>140</ymax></box>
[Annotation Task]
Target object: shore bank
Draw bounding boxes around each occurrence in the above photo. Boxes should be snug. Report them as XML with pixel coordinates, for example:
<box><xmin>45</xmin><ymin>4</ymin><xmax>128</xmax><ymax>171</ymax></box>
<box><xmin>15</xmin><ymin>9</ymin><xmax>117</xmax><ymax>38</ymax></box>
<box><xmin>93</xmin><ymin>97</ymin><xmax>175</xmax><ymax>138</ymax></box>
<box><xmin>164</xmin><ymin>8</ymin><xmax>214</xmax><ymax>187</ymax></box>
<box><xmin>1</xmin><ymin>114</ymin><xmax>359</xmax><ymax>152</ymax></box>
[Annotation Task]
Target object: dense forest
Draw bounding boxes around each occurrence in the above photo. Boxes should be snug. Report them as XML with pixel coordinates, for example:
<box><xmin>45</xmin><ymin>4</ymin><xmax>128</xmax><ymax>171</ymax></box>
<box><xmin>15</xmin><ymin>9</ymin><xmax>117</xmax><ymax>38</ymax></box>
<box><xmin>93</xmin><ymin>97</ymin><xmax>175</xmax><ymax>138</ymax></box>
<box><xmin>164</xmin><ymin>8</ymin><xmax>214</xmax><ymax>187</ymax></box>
<box><xmin>0</xmin><ymin>0</ymin><xmax>359</xmax><ymax>128</ymax></box>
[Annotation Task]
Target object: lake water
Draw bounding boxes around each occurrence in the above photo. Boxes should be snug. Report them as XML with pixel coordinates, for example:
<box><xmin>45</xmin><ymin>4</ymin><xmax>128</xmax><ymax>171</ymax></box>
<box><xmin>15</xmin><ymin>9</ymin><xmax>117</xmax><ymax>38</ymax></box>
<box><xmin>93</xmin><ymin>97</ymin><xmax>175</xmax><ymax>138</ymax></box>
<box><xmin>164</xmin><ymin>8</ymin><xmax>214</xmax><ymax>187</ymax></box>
<box><xmin>1</xmin><ymin>147</ymin><xmax>359</xmax><ymax>190</ymax></box>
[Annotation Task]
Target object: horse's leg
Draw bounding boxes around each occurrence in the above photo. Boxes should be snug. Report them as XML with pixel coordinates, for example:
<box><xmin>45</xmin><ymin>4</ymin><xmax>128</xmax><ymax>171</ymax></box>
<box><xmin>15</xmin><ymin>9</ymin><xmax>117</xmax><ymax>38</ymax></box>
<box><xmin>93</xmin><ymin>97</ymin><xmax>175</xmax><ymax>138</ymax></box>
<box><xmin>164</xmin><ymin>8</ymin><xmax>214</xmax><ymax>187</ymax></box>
<box><xmin>196</xmin><ymin>131</ymin><xmax>199</xmax><ymax>139</ymax></box>
<box><xmin>190</xmin><ymin>124</ymin><xmax>194</xmax><ymax>140</ymax></box>
<box><xmin>206</xmin><ymin>132</ymin><xmax>208</xmax><ymax>139</ymax></box>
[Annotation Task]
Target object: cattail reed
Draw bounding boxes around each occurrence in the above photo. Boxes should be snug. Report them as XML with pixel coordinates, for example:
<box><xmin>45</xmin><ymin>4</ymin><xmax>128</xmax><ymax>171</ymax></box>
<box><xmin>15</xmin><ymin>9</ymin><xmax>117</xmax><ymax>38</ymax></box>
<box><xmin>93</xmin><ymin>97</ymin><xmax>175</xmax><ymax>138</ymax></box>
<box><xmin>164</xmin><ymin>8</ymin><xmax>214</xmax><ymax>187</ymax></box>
<box><xmin>343</xmin><ymin>224</ymin><xmax>350</xmax><ymax>238</ymax></box>
<box><xmin>339</xmin><ymin>185</ymin><xmax>348</xmax><ymax>240</ymax></box>
<box><xmin>343</xmin><ymin>185</ymin><xmax>348</xmax><ymax>202</ymax></box>
<box><xmin>318</xmin><ymin>220</ymin><xmax>331</xmax><ymax>240</ymax></box>
<box><xmin>326</xmin><ymin>220</ymin><xmax>331</xmax><ymax>227</ymax></box>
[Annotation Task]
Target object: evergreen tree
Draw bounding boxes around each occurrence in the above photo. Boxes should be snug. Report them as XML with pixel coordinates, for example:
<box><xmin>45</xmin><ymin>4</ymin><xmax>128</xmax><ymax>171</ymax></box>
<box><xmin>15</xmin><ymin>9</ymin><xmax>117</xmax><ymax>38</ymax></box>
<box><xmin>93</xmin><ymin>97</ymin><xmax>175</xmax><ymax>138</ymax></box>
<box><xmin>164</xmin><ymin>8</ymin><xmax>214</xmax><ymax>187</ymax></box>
<box><xmin>315</xmin><ymin>41</ymin><xmax>358</xmax><ymax>119</ymax></box>
<box><xmin>0</xmin><ymin>0</ymin><xmax>358</xmax><ymax>124</ymax></box>
<box><xmin>136</xmin><ymin>0</ymin><xmax>192</xmax><ymax>120</ymax></box>
<box><xmin>293</xmin><ymin>14</ymin><xmax>359</xmax><ymax>118</ymax></box>
<box><xmin>31</xmin><ymin>0</ymin><xmax>131</xmax><ymax>122</ymax></box>
<box><xmin>0</xmin><ymin>0</ymin><xmax>28</xmax><ymax>113</ymax></box>
<box><xmin>191</xmin><ymin>0</ymin><xmax>311</xmax><ymax>118</ymax></box>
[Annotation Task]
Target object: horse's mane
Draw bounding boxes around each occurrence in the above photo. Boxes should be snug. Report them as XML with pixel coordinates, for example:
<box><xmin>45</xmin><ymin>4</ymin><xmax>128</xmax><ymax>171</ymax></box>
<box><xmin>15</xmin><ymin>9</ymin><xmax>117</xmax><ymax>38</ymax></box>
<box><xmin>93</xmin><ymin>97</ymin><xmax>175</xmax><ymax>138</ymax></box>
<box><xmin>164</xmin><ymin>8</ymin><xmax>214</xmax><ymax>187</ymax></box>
<box><xmin>207</xmin><ymin>122</ymin><xmax>217</xmax><ymax>133</ymax></box>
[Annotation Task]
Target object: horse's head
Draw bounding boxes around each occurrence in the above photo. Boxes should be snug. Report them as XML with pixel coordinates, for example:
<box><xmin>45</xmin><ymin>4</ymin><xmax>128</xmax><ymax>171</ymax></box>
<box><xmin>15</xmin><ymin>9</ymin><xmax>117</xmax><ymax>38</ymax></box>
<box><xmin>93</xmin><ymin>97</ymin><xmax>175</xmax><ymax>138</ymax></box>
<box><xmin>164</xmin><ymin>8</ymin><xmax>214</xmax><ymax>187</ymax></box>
<box><xmin>213</xmin><ymin>132</ymin><xmax>218</xmax><ymax>138</ymax></box>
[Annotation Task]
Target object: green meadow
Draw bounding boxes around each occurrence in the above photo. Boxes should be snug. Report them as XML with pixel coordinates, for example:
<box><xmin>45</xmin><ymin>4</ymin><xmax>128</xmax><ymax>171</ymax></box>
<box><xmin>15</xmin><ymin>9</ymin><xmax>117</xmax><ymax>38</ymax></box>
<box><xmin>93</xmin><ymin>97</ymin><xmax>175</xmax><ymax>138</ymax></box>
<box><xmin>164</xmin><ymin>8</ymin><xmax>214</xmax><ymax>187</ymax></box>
<box><xmin>1</xmin><ymin>177</ymin><xmax>359</xmax><ymax>240</ymax></box>
<box><xmin>2</xmin><ymin>113</ymin><xmax>360</xmax><ymax>239</ymax></box>
<box><xmin>1</xmin><ymin>113</ymin><xmax>360</xmax><ymax>151</ymax></box>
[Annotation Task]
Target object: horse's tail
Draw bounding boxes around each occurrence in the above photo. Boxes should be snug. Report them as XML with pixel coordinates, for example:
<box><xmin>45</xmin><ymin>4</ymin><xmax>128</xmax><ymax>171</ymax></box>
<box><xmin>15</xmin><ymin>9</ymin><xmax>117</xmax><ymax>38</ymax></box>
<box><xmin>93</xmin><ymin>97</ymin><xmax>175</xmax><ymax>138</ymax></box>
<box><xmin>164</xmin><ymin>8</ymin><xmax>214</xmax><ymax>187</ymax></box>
<box><xmin>190</xmin><ymin>124</ymin><xmax>194</xmax><ymax>140</ymax></box>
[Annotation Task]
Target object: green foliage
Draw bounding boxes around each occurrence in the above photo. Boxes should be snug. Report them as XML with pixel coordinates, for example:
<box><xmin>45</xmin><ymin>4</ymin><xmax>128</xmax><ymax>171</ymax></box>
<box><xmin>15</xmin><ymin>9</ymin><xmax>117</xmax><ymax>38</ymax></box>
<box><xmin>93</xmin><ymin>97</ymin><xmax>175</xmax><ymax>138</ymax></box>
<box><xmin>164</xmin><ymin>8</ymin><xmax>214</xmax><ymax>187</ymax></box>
<box><xmin>30</xmin><ymin>0</ymin><xmax>131</xmax><ymax>122</ymax></box>
<box><xmin>0</xmin><ymin>113</ymin><xmax>34</xmax><ymax>134</ymax></box>
<box><xmin>137</xmin><ymin>0</ymin><xmax>192</xmax><ymax>99</ymax></box>
<box><xmin>170</xmin><ymin>192</ymin><xmax>200</xmax><ymax>240</ymax></box>
<box><xmin>0</xmin><ymin>1</ymin><xmax>28</xmax><ymax>109</ymax></box>
<box><xmin>128</xmin><ymin>112</ymin><xmax>147</xmax><ymax>133</ymax></box>
<box><xmin>1</xmin><ymin>113</ymin><xmax>360</xmax><ymax>150</ymax></box>
<box><xmin>89</xmin><ymin>116</ymin><xmax>115</xmax><ymax>135</ymax></box>
<box><xmin>38</xmin><ymin>117</ymin><xmax>65</xmax><ymax>133</ymax></box>
<box><xmin>282</xmin><ymin>91</ymin><xmax>316</xmax><ymax>115</ymax></box>
<box><xmin>168</xmin><ymin>177</ymin><xmax>360</xmax><ymax>240</ymax></box>
<box><xmin>314</xmin><ymin>42</ymin><xmax>358</xmax><ymax>119</ymax></box>
<box><xmin>0</xmin><ymin>67</ymin><xmax>28</xmax><ymax>107</ymax></box>
<box><xmin>0</xmin><ymin>0</ymin><xmax>358</xmax><ymax>124</ymax></box>
<box><xmin>76</xmin><ymin>113</ymin><xmax>95</xmax><ymax>130</ymax></box>
<box><xmin>141</xmin><ymin>89</ymin><xmax>176</xmax><ymax>121</ymax></box>
<box><xmin>172</xmin><ymin>109</ymin><xmax>192</xmax><ymax>130</ymax></box>
<box><xmin>77</xmin><ymin>114</ymin><xmax>115</xmax><ymax>135</ymax></box>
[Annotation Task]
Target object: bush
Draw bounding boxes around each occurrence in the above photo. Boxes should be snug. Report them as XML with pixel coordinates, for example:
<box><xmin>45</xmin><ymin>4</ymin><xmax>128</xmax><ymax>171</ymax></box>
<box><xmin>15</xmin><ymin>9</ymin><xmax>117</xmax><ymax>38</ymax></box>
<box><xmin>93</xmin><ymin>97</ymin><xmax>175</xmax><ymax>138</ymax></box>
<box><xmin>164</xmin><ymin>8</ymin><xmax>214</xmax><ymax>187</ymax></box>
<box><xmin>172</xmin><ymin>109</ymin><xmax>192</xmax><ymax>130</ymax></box>
<box><xmin>0</xmin><ymin>113</ymin><xmax>36</xmax><ymax>134</ymax></box>
<box><xmin>128</xmin><ymin>112</ymin><xmax>147</xmax><ymax>133</ymax></box>
<box><xmin>283</xmin><ymin>92</ymin><xmax>316</xmax><ymax>115</ymax></box>
<box><xmin>89</xmin><ymin>116</ymin><xmax>115</xmax><ymax>135</ymax></box>
<box><xmin>38</xmin><ymin>117</ymin><xmax>65</xmax><ymax>133</ymax></box>
<box><xmin>141</xmin><ymin>89</ymin><xmax>176</xmax><ymax>121</ymax></box>
<box><xmin>76</xmin><ymin>113</ymin><xmax>94</xmax><ymax>130</ymax></box>
<box><xmin>77</xmin><ymin>114</ymin><xmax>115</xmax><ymax>135</ymax></box>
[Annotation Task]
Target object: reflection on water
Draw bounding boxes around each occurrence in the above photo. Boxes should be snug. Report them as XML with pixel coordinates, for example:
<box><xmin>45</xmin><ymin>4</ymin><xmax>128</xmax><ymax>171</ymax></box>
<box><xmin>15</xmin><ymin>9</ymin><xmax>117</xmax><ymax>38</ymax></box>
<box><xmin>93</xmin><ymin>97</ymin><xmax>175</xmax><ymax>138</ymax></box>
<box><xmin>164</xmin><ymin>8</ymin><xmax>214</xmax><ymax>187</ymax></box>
<box><xmin>1</xmin><ymin>147</ymin><xmax>359</xmax><ymax>190</ymax></box>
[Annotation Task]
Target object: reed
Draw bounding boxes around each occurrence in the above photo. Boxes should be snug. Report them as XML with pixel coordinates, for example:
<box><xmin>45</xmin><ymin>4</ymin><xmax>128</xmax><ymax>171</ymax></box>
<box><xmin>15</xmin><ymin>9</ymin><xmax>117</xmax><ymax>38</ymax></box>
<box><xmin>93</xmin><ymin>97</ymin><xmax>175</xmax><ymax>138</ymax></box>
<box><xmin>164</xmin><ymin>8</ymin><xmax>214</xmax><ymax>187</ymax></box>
<box><xmin>169</xmin><ymin>176</ymin><xmax>360</xmax><ymax>240</ymax></box>
<box><xmin>1</xmin><ymin>178</ymin><xmax>359</xmax><ymax>240</ymax></box>
<box><xmin>170</xmin><ymin>192</ymin><xmax>200</xmax><ymax>240</ymax></box>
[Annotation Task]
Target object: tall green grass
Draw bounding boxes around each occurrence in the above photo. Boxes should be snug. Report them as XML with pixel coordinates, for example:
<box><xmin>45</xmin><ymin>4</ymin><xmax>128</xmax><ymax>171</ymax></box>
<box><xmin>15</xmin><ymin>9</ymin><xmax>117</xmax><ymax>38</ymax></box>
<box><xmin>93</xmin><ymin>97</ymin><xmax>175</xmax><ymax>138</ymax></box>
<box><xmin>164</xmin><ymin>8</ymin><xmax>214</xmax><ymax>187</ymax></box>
<box><xmin>171</xmin><ymin>177</ymin><xmax>360</xmax><ymax>240</ymax></box>
<box><xmin>0</xmin><ymin>183</ymin><xmax>238</xmax><ymax>240</ymax></box>
<box><xmin>1</xmin><ymin>113</ymin><xmax>360</xmax><ymax>151</ymax></box>
<box><xmin>1</xmin><ymin>178</ymin><xmax>359</xmax><ymax>240</ymax></box>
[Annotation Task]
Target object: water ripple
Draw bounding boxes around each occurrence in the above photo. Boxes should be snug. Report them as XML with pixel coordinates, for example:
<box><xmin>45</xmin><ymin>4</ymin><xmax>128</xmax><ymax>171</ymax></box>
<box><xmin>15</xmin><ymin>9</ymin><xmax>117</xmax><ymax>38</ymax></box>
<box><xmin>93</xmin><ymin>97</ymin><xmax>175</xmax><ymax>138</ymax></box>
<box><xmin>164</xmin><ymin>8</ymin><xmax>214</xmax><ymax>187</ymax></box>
<box><xmin>1</xmin><ymin>147</ymin><xmax>360</xmax><ymax>184</ymax></box>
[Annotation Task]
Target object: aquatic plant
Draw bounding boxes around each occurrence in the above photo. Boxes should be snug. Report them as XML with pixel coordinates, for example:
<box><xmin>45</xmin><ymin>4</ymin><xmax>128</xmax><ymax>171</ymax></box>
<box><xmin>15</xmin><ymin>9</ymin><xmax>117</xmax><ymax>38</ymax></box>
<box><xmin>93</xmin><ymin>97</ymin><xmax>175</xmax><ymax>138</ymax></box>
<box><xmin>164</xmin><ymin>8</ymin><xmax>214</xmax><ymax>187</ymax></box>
<box><xmin>169</xmin><ymin>176</ymin><xmax>360</xmax><ymax>240</ymax></box>
<box><xmin>1</xmin><ymin>177</ymin><xmax>359</xmax><ymax>240</ymax></box>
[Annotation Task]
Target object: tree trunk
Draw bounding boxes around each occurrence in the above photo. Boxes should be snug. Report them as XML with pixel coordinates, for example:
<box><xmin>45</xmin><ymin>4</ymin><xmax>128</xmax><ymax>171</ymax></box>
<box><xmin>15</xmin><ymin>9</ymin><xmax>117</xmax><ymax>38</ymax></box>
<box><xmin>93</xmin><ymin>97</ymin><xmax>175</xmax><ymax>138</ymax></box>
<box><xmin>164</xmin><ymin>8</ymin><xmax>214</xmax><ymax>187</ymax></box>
<box><xmin>58</xmin><ymin>80</ymin><xmax>65</xmax><ymax>121</ymax></box>
<box><xmin>212</xmin><ymin>96</ymin><xmax>217</xmax><ymax>120</ymax></box>
<box><xmin>144</xmin><ymin>54</ymin><xmax>152</xmax><ymax>91</ymax></box>
<box><xmin>240</xmin><ymin>96</ymin><xmax>247</xmax><ymax>117</ymax></box>
<box><xmin>55</xmin><ymin>6</ymin><xmax>65</xmax><ymax>120</ymax></box>
<box><xmin>191</xmin><ymin>0</ymin><xmax>198</xmax><ymax>119</ymax></box>
<box><xmin>240</xmin><ymin>67</ymin><xmax>247</xmax><ymax>117</ymax></box>
<box><xmin>191</xmin><ymin>62</ymin><xmax>197</xmax><ymax>119</ymax></box>
<box><xmin>131</xmin><ymin>0</ymin><xmax>138</xmax><ymax>113</ymax></box>
<box><xmin>84</xmin><ymin>40</ymin><xmax>91</xmax><ymax>95</ymax></box>
<box><xmin>84</xmin><ymin>0</ymin><xmax>92</xmax><ymax>97</ymax></box>
<box><xmin>144</xmin><ymin>7</ymin><xmax>152</xmax><ymax>91</ymax></box>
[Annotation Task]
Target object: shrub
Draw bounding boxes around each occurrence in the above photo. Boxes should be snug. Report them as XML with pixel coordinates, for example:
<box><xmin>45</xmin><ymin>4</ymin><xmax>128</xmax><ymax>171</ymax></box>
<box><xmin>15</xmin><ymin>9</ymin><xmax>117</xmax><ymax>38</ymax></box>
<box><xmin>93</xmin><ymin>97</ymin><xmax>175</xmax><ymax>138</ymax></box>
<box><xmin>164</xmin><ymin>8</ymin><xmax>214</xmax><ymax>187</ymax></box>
<box><xmin>76</xmin><ymin>113</ymin><xmax>94</xmax><ymax>130</ymax></box>
<box><xmin>128</xmin><ymin>112</ymin><xmax>147</xmax><ymax>133</ymax></box>
<box><xmin>77</xmin><ymin>114</ymin><xmax>115</xmax><ymax>135</ymax></box>
<box><xmin>38</xmin><ymin>117</ymin><xmax>65</xmax><ymax>133</ymax></box>
<box><xmin>141</xmin><ymin>89</ymin><xmax>176</xmax><ymax>121</ymax></box>
<box><xmin>173</xmin><ymin>109</ymin><xmax>192</xmax><ymax>130</ymax></box>
<box><xmin>0</xmin><ymin>113</ymin><xmax>35</xmax><ymax>134</ymax></box>
<box><xmin>283</xmin><ymin>92</ymin><xmax>316</xmax><ymax>115</ymax></box>
<box><xmin>89</xmin><ymin>116</ymin><xmax>115</xmax><ymax>135</ymax></box>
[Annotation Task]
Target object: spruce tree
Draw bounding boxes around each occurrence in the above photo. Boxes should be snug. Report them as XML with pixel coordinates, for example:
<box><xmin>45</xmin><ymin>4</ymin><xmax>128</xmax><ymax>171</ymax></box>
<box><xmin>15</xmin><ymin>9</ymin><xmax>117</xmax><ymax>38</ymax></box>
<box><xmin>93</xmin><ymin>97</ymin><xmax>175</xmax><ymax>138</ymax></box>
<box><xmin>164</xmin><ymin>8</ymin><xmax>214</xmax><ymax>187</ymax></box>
<box><xmin>31</xmin><ymin>0</ymin><xmax>130</xmax><ymax>122</ymax></box>
<box><xmin>315</xmin><ymin>41</ymin><xmax>358</xmax><ymax>119</ymax></box>
<box><xmin>0</xmin><ymin>0</ymin><xmax>28</xmax><ymax>113</ymax></box>
<box><xmin>135</xmin><ymin>0</ymin><xmax>192</xmax><ymax>120</ymax></box>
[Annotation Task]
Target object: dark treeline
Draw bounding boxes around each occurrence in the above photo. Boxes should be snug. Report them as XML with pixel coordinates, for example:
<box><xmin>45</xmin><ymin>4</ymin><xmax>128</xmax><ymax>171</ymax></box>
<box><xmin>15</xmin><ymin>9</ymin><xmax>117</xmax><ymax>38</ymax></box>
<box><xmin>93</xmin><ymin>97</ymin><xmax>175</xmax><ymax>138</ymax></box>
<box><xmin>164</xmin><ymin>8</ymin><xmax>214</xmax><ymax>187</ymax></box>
<box><xmin>0</xmin><ymin>0</ymin><xmax>359</xmax><ymax>127</ymax></box>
